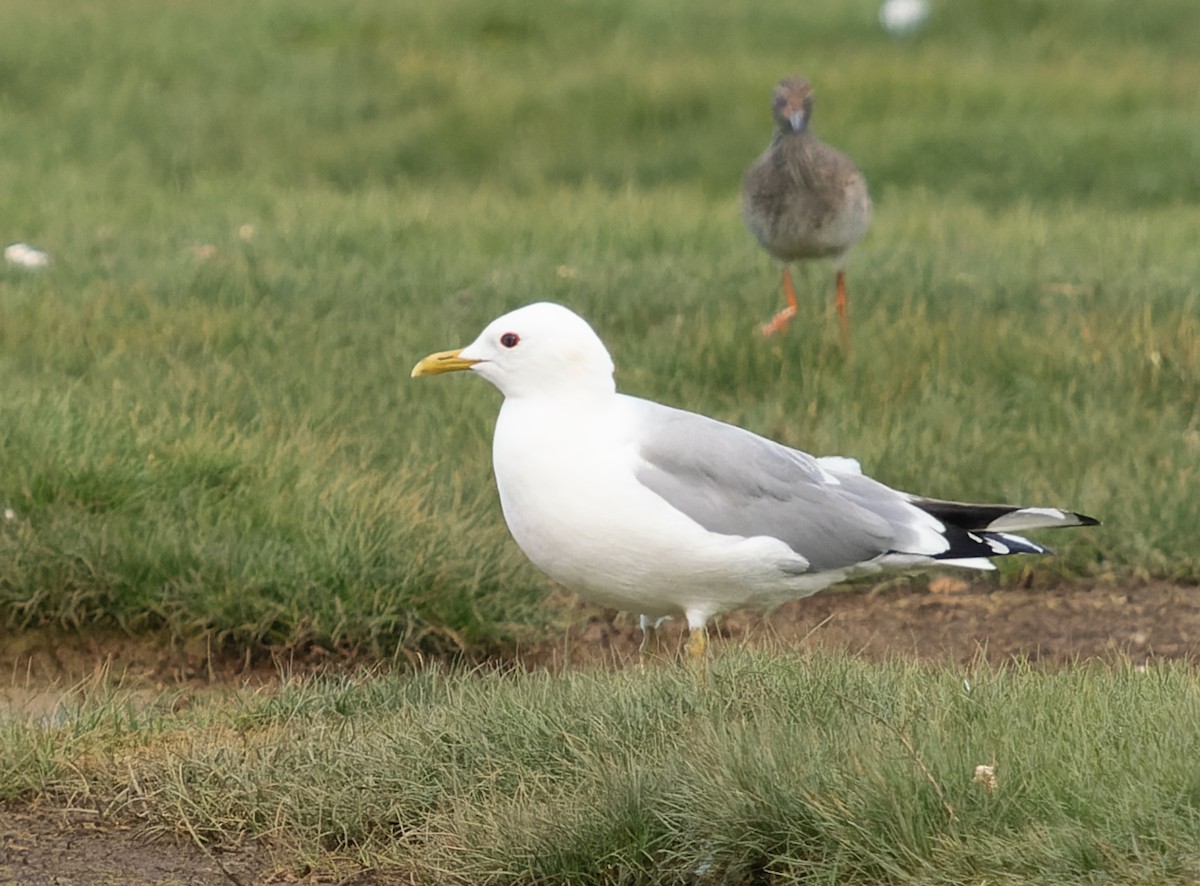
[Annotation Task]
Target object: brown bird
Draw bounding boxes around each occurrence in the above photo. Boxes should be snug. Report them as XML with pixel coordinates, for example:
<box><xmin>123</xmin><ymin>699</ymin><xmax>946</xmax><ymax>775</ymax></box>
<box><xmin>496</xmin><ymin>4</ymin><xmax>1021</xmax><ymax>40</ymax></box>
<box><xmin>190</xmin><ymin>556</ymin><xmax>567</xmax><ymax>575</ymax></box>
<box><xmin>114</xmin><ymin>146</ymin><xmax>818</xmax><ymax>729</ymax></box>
<box><xmin>742</xmin><ymin>76</ymin><xmax>872</xmax><ymax>338</ymax></box>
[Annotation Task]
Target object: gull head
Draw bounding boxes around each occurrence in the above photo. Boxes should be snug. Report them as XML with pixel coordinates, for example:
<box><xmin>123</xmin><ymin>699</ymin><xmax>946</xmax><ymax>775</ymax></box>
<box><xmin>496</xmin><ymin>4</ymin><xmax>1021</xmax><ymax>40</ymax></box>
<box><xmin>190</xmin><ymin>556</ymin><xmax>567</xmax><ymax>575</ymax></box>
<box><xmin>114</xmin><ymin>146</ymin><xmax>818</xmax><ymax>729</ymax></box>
<box><xmin>772</xmin><ymin>76</ymin><xmax>814</xmax><ymax>134</ymax></box>
<box><xmin>412</xmin><ymin>302</ymin><xmax>616</xmax><ymax>400</ymax></box>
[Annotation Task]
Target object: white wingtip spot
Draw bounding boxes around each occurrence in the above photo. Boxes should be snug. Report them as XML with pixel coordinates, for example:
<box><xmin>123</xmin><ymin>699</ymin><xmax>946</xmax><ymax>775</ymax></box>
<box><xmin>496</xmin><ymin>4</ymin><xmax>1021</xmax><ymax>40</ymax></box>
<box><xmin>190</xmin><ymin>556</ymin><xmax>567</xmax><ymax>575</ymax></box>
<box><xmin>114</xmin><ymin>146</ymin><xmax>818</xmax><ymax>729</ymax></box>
<box><xmin>988</xmin><ymin>507</ymin><xmax>1080</xmax><ymax>531</ymax></box>
<box><xmin>996</xmin><ymin>532</ymin><xmax>1049</xmax><ymax>555</ymax></box>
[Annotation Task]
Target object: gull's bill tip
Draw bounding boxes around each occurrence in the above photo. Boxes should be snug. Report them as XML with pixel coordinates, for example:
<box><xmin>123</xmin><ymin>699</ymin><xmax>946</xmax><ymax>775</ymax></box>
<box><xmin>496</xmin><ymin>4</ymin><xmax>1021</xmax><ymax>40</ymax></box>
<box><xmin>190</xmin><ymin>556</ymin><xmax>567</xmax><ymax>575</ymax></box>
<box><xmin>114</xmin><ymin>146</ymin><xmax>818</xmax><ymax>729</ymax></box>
<box><xmin>411</xmin><ymin>348</ymin><xmax>479</xmax><ymax>378</ymax></box>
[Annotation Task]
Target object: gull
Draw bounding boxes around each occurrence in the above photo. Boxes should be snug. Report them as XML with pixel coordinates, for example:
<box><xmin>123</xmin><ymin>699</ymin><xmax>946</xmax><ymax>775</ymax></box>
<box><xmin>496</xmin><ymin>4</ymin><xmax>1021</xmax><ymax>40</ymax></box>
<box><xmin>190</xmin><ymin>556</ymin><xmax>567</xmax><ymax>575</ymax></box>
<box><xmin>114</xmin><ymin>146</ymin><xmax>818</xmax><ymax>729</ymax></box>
<box><xmin>412</xmin><ymin>303</ymin><xmax>1098</xmax><ymax>659</ymax></box>
<box><xmin>743</xmin><ymin>76</ymin><xmax>871</xmax><ymax>339</ymax></box>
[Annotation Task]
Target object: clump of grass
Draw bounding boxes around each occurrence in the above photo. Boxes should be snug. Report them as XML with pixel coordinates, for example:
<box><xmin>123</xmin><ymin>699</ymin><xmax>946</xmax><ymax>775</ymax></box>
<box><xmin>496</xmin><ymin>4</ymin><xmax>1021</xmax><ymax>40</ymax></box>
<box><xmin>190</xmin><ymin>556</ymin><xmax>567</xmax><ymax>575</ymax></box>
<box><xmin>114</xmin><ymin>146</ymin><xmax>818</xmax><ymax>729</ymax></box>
<box><xmin>4</xmin><ymin>651</ymin><xmax>1200</xmax><ymax>882</ymax></box>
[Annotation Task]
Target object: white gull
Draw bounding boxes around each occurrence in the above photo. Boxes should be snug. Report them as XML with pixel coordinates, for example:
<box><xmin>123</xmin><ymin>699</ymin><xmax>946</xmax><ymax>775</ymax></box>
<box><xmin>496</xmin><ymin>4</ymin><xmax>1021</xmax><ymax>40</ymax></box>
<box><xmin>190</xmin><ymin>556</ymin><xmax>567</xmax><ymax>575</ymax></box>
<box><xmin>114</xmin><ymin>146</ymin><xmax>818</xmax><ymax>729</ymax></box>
<box><xmin>412</xmin><ymin>302</ymin><xmax>1098</xmax><ymax>658</ymax></box>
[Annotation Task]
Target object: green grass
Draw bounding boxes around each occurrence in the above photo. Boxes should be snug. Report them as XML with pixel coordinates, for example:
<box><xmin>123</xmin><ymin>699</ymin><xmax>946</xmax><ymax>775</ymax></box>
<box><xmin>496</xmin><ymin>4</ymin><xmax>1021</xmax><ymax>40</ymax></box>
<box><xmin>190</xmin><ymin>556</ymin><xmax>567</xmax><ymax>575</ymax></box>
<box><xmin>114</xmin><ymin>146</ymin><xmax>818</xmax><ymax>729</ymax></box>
<box><xmin>3</xmin><ymin>5</ymin><xmax>1197</xmax><ymax>878</ymax></box>
<box><xmin>5</xmin><ymin>650</ymin><xmax>1200</xmax><ymax>883</ymax></box>
<box><xmin>0</xmin><ymin>0</ymin><xmax>1198</xmax><ymax>654</ymax></box>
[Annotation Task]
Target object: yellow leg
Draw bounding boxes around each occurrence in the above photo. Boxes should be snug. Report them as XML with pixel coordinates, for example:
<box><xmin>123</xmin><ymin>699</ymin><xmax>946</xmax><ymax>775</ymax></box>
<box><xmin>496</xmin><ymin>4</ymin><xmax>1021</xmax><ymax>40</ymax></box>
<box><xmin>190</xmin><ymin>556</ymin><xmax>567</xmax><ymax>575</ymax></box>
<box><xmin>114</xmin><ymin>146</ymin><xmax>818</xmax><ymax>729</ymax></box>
<box><xmin>761</xmin><ymin>266</ymin><xmax>799</xmax><ymax>336</ymax></box>
<box><xmin>685</xmin><ymin>625</ymin><xmax>708</xmax><ymax>661</ymax></box>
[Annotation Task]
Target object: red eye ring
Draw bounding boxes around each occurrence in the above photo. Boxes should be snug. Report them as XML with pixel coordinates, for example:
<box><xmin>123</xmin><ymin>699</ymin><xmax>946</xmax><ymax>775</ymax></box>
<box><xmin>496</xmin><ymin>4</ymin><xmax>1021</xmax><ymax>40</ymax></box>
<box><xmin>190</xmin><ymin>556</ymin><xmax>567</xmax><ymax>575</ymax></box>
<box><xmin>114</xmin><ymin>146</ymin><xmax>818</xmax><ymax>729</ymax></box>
<box><xmin>500</xmin><ymin>332</ymin><xmax>520</xmax><ymax>348</ymax></box>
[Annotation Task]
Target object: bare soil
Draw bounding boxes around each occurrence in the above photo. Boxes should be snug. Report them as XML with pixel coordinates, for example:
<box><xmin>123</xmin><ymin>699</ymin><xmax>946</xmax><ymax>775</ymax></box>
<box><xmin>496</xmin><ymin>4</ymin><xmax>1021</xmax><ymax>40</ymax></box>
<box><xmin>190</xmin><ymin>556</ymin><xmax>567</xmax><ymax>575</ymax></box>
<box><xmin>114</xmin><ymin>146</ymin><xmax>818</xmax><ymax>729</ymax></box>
<box><xmin>0</xmin><ymin>805</ymin><xmax>274</xmax><ymax>886</ymax></box>
<box><xmin>531</xmin><ymin>576</ymin><xmax>1200</xmax><ymax>670</ymax></box>
<box><xmin>2</xmin><ymin>577</ymin><xmax>1198</xmax><ymax>884</ymax></box>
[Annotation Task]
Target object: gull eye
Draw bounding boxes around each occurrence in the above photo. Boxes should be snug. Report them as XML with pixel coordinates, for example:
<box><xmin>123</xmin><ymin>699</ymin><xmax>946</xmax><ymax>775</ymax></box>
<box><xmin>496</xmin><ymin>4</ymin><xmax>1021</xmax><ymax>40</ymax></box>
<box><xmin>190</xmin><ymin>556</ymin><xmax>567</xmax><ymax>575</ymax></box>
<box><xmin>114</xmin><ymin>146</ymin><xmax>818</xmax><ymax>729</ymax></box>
<box><xmin>500</xmin><ymin>332</ymin><xmax>520</xmax><ymax>348</ymax></box>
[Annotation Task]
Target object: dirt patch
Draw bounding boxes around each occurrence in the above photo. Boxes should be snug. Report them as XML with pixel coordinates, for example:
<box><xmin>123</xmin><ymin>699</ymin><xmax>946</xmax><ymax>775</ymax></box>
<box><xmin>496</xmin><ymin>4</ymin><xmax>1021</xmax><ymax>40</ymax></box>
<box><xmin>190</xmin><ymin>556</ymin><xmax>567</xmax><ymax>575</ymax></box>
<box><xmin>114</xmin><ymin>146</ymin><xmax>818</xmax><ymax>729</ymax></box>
<box><xmin>0</xmin><ymin>630</ymin><xmax>330</xmax><ymax>701</ymax></box>
<box><xmin>525</xmin><ymin>576</ymin><xmax>1200</xmax><ymax>670</ymax></box>
<box><xmin>5</xmin><ymin>579</ymin><xmax>1196</xmax><ymax>692</ymax></box>
<box><xmin>2</xmin><ymin>577</ymin><xmax>1198</xmax><ymax>884</ymax></box>
<box><xmin>0</xmin><ymin>804</ymin><xmax>273</xmax><ymax>886</ymax></box>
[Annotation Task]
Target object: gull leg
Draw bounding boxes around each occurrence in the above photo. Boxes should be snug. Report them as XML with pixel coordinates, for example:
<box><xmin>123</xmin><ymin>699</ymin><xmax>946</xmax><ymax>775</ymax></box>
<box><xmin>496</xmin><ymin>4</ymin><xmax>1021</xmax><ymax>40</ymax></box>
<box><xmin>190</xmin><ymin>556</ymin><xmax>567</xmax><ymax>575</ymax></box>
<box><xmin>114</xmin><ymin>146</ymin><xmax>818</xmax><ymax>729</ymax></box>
<box><xmin>684</xmin><ymin>607</ymin><xmax>712</xmax><ymax>663</ymax></box>
<box><xmin>638</xmin><ymin>614</ymin><xmax>664</xmax><ymax>665</ymax></box>
<box><xmin>761</xmin><ymin>266</ymin><xmax>799</xmax><ymax>337</ymax></box>
<box><xmin>835</xmin><ymin>268</ymin><xmax>850</xmax><ymax>347</ymax></box>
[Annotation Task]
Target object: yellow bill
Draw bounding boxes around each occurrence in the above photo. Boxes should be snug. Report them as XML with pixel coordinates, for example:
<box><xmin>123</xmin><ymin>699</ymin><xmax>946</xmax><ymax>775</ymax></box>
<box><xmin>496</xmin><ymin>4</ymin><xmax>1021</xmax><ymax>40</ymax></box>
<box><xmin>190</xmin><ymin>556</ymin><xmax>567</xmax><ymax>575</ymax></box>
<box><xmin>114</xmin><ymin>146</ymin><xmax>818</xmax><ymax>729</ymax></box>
<box><xmin>411</xmin><ymin>348</ymin><xmax>480</xmax><ymax>378</ymax></box>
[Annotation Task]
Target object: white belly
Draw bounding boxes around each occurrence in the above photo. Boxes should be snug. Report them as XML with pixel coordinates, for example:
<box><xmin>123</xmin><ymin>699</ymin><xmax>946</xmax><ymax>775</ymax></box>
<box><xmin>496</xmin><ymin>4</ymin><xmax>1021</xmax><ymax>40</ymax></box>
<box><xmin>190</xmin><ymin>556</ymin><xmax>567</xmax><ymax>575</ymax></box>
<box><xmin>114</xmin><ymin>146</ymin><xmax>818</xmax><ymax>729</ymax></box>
<box><xmin>491</xmin><ymin>397</ymin><xmax>821</xmax><ymax>619</ymax></box>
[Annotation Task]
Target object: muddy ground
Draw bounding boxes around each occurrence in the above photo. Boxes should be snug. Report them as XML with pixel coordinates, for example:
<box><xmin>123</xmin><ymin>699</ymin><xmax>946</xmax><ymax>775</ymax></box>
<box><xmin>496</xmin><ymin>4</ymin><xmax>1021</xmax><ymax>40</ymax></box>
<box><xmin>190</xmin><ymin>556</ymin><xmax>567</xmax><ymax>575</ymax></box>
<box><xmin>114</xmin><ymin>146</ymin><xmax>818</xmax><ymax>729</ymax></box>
<box><xmin>2</xmin><ymin>577</ymin><xmax>1198</xmax><ymax>884</ymax></box>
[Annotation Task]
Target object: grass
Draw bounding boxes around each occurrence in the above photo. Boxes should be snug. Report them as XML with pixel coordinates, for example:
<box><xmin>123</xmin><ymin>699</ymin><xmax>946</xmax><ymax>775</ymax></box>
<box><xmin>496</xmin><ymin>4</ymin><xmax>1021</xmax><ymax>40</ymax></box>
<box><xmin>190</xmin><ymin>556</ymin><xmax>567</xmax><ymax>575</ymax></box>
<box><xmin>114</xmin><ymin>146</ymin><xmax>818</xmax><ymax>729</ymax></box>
<box><xmin>5</xmin><ymin>5</ymin><xmax>1199</xmax><ymax>878</ymax></box>
<box><xmin>0</xmin><ymin>0</ymin><xmax>1198</xmax><ymax>660</ymax></box>
<box><xmin>4</xmin><ymin>650</ymin><xmax>1200</xmax><ymax>883</ymax></box>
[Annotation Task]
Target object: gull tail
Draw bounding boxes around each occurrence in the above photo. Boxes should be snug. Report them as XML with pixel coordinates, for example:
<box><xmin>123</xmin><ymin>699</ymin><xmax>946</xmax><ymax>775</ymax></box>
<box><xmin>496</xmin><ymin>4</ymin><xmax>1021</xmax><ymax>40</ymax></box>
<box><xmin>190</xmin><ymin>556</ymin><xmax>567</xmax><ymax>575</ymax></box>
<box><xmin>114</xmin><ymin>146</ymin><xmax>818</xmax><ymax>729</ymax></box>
<box><xmin>910</xmin><ymin>499</ymin><xmax>1100</xmax><ymax>532</ymax></box>
<box><xmin>906</xmin><ymin>497</ymin><xmax>1099</xmax><ymax>565</ymax></box>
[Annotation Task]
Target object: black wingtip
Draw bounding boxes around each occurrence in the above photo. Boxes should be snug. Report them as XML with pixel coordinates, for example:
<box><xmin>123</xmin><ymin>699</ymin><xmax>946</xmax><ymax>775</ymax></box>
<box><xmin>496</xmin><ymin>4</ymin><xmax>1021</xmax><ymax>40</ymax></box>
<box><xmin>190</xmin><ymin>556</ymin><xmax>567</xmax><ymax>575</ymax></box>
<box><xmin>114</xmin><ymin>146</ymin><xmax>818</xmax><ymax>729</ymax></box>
<box><xmin>1076</xmin><ymin>513</ymin><xmax>1101</xmax><ymax>527</ymax></box>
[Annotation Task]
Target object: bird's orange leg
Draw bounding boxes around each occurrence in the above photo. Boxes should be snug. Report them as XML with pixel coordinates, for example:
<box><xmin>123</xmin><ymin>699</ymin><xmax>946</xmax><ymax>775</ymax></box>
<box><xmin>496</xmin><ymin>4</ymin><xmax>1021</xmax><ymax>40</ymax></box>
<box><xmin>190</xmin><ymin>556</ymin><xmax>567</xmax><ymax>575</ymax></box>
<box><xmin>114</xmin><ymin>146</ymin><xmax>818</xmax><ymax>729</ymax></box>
<box><xmin>761</xmin><ymin>266</ymin><xmax>800</xmax><ymax>337</ymax></box>
<box><xmin>835</xmin><ymin>268</ymin><xmax>851</xmax><ymax>348</ymax></box>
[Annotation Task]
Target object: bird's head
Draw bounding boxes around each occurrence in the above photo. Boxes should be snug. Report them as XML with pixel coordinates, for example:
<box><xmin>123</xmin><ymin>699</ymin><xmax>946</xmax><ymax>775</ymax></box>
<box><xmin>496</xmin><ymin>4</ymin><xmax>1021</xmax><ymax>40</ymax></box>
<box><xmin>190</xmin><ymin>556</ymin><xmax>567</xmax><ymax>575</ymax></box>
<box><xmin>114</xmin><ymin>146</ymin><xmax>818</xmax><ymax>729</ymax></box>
<box><xmin>411</xmin><ymin>302</ymin><xmax>616</xmax><ymax>400</ymax></box>
<box><xmin>772</xmin><ymin>76</ymin><xmax>814</xmax><ymax>134</ymax></box>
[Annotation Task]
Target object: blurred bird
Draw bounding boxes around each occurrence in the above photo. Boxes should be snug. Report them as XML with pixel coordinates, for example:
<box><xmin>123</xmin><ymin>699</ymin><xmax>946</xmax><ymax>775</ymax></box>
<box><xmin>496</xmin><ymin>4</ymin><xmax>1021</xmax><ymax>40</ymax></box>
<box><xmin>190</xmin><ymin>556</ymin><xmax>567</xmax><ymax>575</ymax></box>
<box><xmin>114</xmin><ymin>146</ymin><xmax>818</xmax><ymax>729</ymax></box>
<box><xmin>742</xmin><ymin>76</ymin><xmax>871</xmax><ymax>339</ymax></box>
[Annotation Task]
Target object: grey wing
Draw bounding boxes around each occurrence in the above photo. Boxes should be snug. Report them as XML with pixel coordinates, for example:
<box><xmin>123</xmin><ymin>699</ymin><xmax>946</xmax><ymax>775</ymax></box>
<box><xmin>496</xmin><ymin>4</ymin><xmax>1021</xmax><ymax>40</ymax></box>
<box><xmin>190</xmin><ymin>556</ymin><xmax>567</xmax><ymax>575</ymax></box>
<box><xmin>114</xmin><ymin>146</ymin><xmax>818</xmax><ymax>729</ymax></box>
<box><xmin>627</xmin><ymin>399</ymin><xmax>943</xmax><ymax>571</ymax></box>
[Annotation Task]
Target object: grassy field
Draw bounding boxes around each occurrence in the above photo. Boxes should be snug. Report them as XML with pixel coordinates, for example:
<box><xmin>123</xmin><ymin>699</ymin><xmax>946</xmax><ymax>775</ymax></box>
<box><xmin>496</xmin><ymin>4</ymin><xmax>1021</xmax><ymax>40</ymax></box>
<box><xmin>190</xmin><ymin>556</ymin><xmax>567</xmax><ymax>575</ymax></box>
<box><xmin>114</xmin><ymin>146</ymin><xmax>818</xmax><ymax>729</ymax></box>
<box><xmin>5</xmin><ymin>651</ymin><xmax>1200</xmax><ymax>883</ymax></box>
<box><xmin>0</xmin><ymin>0</ymin><xmax>1196</xmax><ymax>657</ymax></box>
<box><xmin>1</xmin><ymin>0</ymin><xmax>1199</xmax><ymax>879</ymax></box>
